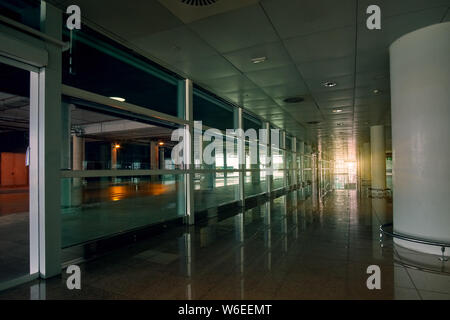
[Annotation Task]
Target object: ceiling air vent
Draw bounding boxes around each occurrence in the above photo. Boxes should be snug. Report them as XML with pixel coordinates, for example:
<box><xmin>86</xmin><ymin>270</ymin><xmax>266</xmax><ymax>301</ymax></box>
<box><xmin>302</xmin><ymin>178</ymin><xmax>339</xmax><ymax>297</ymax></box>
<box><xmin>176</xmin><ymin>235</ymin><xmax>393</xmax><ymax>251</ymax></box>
<box><xmin>306</xmin><ymin>121</ymin><xmax>320</xmax><ymax>125</ymax></box>
<box><xmin>180</xmin><ymin>0</ymin><xmax>220</xmax><ymax>6</ymax></box>
<box><xmin>283</xmin><ymin>97</ymin><xmax>304</xmax><ymax>104</ymax></box>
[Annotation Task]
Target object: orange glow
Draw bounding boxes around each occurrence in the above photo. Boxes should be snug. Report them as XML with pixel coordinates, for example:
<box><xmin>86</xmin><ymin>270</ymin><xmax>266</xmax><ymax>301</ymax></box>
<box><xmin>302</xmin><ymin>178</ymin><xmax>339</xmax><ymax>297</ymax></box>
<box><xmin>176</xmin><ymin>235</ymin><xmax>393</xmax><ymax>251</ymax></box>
<box><xmin>158</xmin><ymin>142</ymin><xmax>164</xmax><ymax>146</ymax></box>
<box><xmin>114</xmin><ymin>144</ymin><xmax>121</xmax><ymax>149</ymax></box>
<box><xmin>107</xmin><ymin>183</ymin><xmax>173</xmax><ymax>202</ymax></box>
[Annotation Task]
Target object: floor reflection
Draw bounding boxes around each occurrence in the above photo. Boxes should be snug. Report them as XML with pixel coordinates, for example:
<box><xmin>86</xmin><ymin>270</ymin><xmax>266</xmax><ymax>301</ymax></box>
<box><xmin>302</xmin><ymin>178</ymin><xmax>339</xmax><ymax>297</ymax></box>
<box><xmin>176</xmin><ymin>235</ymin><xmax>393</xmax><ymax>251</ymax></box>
<box><xmin>1</xmin><ymin>189</ymin><xmax>449</xmax><ymax>300</ymax></box>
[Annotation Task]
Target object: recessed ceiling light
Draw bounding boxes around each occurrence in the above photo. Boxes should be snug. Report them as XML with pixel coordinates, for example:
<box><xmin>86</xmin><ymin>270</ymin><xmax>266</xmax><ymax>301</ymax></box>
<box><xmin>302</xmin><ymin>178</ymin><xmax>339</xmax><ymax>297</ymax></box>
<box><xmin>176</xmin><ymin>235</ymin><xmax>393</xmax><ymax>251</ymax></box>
<box><xmin>251</xmin><ymin>56</ymin><xmax>267</xmax><ymax>64</ymax></box>
<box><xmin>373</xmin><ymin>89</ymin><xmax>381</xmax><ymax>94</ymax></box>
<box><xmin>110</xmin><ymin>97</ymin><xmax>126</xmax><ymax>102</ymax></box>
<box><xmin>337</xmin><ymin>122</ymin><xmax>344</xmax><ymax>126</ymax></box>
<box><xmin>322</xmin><ymin>81</ymin><xmax>337</xmax><ymax>88</ymax></box>
<box><xmin>332</xmin><ymin>108</ymin><xmax>343</xmax><ymax>113</ymax></box>
<box><xmin>283</xmin><ymin>96</ymin><xmax>304</xmax><ymax>104</ymax></box>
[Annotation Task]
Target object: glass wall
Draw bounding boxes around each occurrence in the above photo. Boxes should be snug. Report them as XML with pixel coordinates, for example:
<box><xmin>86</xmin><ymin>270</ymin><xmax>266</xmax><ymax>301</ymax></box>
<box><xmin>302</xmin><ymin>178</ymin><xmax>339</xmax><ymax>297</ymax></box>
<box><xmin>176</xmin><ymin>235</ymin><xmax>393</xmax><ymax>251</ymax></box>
<box><xmin>60</xmin><ymin>100</ymin><xmax>186</xmax><ymax>247</ymax></box>
<box><xmin>57</xmin><ymin>19</ymin><xmax>315</xmax><ymax>249</ymax></box>
<box><xmin>62</xmin><ymin>24</ymin><xmax>181</xmax><ymax>117</ymax></box>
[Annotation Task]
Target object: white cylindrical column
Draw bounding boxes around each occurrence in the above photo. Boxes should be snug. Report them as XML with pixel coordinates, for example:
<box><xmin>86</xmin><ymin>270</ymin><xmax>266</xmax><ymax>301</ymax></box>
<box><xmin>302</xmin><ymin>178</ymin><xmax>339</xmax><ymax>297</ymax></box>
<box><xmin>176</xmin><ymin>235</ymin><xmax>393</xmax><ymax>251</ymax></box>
<box><xmin>370</xmin><ymin>125</ymin><xmax>386</xmax><ymax>194</ymax></box>
<box><xmin>390</xmin><ymin>22</ymin><xmax>450</xmax><ymax>256</ymax></box>
<box><xmin>363</xmin><ymin>142</ymin><xmax>371</xmax><ymax>184</ymax></box>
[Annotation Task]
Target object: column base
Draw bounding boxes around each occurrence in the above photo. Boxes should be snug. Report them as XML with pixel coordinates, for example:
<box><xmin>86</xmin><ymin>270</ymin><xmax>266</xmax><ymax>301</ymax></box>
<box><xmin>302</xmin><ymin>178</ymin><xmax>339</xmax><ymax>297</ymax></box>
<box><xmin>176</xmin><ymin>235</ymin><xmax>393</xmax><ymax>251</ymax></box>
<box><xmin>394</xmin><ymin>238</ymin><xmax>450</xmax><ymax>257</ymax></box>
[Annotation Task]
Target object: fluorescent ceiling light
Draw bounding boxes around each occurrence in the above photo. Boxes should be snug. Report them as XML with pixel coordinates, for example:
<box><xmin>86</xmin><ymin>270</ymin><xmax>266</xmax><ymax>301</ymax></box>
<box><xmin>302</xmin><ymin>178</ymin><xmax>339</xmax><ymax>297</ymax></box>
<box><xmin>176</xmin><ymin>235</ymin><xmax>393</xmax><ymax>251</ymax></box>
<box><xmin>251</xmin><ymin>56</ymin><xmax>267</xmax><ymax>64</ymax></box>
<box><xmin>110</xmin><ymin>97</ymin><xmax>125</xmax><ymax>102</ymax></box>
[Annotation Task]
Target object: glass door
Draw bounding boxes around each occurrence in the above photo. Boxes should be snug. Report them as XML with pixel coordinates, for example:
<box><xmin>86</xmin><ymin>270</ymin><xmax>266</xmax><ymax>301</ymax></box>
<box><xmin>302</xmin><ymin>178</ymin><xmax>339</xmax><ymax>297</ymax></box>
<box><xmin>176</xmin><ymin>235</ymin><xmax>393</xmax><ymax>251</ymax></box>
<box><xmin>0</xmin><ymin>59</ymin><xmax>39</xmax><ymax>290</ymax></box>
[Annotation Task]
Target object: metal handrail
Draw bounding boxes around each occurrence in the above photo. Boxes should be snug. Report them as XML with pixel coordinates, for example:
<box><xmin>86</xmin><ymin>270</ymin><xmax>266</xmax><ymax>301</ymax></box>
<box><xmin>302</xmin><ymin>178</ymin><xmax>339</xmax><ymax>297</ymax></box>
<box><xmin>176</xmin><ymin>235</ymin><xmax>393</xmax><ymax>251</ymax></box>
<box><xmin>380</xmin><ymin>223</ymin><xmax>449</xmax><ymax>261</ymax></box>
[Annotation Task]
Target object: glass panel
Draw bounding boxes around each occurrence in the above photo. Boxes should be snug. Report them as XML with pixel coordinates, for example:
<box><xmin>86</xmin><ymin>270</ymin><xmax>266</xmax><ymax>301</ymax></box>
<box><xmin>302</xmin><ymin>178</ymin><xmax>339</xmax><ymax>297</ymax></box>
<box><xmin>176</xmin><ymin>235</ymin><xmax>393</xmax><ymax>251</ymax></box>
<box><xmin>193</xmin><ymin>90</ymin><xmax>233</xmax><ymax>130</ymax></box>
<box><xmin>272</xmin><ymin>144</ymin><xmax>285</xmax><ymax>190</ymax></box>
<box><xmin>285</xmin><ymin>136</ymin><xmax>292</xmax><ymax>150</ymax></box>
<box><xmin>62</xmin><ymin>25</ymin><xmax>181</xmax><ymax>117</ymax></box>
<box><xmin>194</xmin><ymin>172</ymin><xmax>239</xmax><ymax>212</ymax></box>
<box><xmin>0</xmin><ymin>0</ymin><xmax>40</xmax><ymax>30</ymax></box>
<box><xmin>62</xmin><ymin>98</ymin><xmax>182</xmax><ymax>171</ymax></box>
<box><xmin>0</xmin><ymin>62</ymin><xmax>30</xmax><ymax>282</ymax></box>
<box><xmin>61</xmin><ymin>174</ymin><xmax>185</xmax><ymax>247</ymax></box>
<box><xmin>273</xmin><ymin>170</ymin><xmax>285</xmax><ymax>190</ymax></box>
<box><xmin>244</xmin><ymin>170</ymin><xmax>267</xmax><ymax>198</ymax></box>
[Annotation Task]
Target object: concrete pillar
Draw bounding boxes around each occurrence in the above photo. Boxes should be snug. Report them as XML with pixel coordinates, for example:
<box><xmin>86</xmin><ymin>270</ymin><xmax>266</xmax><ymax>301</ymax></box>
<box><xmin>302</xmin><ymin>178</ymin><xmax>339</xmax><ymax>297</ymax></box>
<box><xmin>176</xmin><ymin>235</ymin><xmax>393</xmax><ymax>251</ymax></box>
<box><xmin>71</xmin><ymin>134</ymin><xmax>84</xmax><ymax>207</ymax></box>
<box><xmin>370</xmin><ymin>125</ymin><xmax>386</xmax><ymax>196</ymax></box>
<box><xmin>111</xmin><ymin>147</ymin><xmax>118</xmax><ymax>170</ymax></box>
<box><xmin>390</xmin><ymin>22</ymin><xmax>450</xmax><ymax>256</ymax></box>
<box><xmin>150</xmin><ymin>141</ymin><xmax>159</xmax><ymax>182</ymax></box>
<box><xmin>150</xmin><ymin>141</ymin><xmax>159</xmax><ymax>170</ymax></box>
<box><xmin>72</xmin><ymin>135</ymin><xmax>84</xmax><ymax>171</ymax></box>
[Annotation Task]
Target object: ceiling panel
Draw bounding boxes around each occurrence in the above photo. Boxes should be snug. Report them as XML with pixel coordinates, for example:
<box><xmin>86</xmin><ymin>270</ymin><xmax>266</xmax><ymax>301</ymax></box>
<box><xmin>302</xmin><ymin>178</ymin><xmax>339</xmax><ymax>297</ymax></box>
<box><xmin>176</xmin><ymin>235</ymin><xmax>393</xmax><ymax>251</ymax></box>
<box><xmin>173</xmin><ymin>55</ymin><xmax>239</xmax><ymax>81</ymax></box>
<box><xmin>260</xmin><ymin>83</ymin><xmax>309</xmax><ymax>100</ymax></box>
<box><xmin>261</xmin><ymin>0</ymin><xmax>355</xmax><ymax>39</ymax></box>
<box><xmin>314</xmin><ymin>89</ymin><xmax>354</xmax><ymax>103</ymax></box>
<box><xmin>245</xmin><ymin>64</ymin><xmax>306</xmax><ymax>88</ymax></box>
<box><xmin>64</xmin><ymin>0</ymin><xmax>183</xmax><ymax>38</ymax></box>
<box><xmin>354</xmin><ymin>95</ymin><xmax>390</xmax><ymax>107</ymax></box>
<box><xmin>284</xmin><ymin>26</ymin><xmax>356</xmax><ymax>64</ymax></box>
<box><xmin>204</xmin><ymin>74</ymin><xmax>257</xmax><ymax>93</ymax></box>
<box><xmin>356</xmin><ymin>0</ymin><xmax>450</xmax><ymax>22</ymax></box>
<box><xmin>223</xmin><ymin>42</ymin><xmax>292</xmax><ymax>73</ymax></box>
<box><xmin>222</xmin><ymin>88</ymin><xmax>270</xmax><ymax>105</ymax></box>
<box><xmin>355</xmin><ymin>71</ymin><xmax>389</xmax><ymax>87</ymax></box>
<box><xmin>317</xmin><ymin>99</ymin><xmax>354</xmax><ymax>110</ymax></box>
<box><xmin>243</xmin><ymin>99</ymin><xmax>278</xmax><ymax>109</ymax></box>
<box><xmin>132</xmin><ymin>26</ymin><xmax>217</xmax><ymax>64</ymax></box>
<box><xmin>445</xmin><ymin>8</ymin><xmax>450</xmax><ymax>21</ymax></box>
<box><xmin>188</xmin><ymin>5</ymin><xmax>278</xmax><ymax>53</ymax></box>
<box><xmin>355</xmin><ymin>49</ymin><xmax>389</xmax><ymax>73</ymax></box>
<box><xmin>298</xmin><ymin>56</ymin><xmax>355</xmax><ymax>80</ymax></box>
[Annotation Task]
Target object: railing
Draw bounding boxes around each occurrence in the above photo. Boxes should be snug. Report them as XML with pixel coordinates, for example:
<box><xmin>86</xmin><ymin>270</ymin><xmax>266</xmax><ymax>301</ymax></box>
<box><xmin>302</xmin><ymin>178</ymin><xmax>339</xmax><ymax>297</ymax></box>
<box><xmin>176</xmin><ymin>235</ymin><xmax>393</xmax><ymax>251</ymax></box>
<box><xmin>380</xmin><ymin>223</ymin><xmax>449</xmax><ymax>262</ymax></box>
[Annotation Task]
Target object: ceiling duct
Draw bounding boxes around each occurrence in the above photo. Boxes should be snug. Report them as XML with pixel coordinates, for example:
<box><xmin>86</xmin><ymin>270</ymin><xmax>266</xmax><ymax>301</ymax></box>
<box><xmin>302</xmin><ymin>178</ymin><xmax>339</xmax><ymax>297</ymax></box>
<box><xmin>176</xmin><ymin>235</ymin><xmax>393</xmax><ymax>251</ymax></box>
<box><xmin>180</xmin><ymin>0</ymin><xmax>220</xmax><ymax>6</ymax></box>
<box><xmin>159</xmin><ymin>0</ymin><xmax>259</xmax><ymax>23</ymax></box>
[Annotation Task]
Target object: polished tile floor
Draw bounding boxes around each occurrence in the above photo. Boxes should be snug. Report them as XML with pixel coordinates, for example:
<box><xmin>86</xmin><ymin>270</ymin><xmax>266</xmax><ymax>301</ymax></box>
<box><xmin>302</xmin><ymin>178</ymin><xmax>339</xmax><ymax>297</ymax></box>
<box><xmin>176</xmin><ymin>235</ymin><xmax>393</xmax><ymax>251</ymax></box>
<box><xmin>1</xmin><ymin>189</ymin><xmax>449</xmax><ymax>300</ymax></box>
